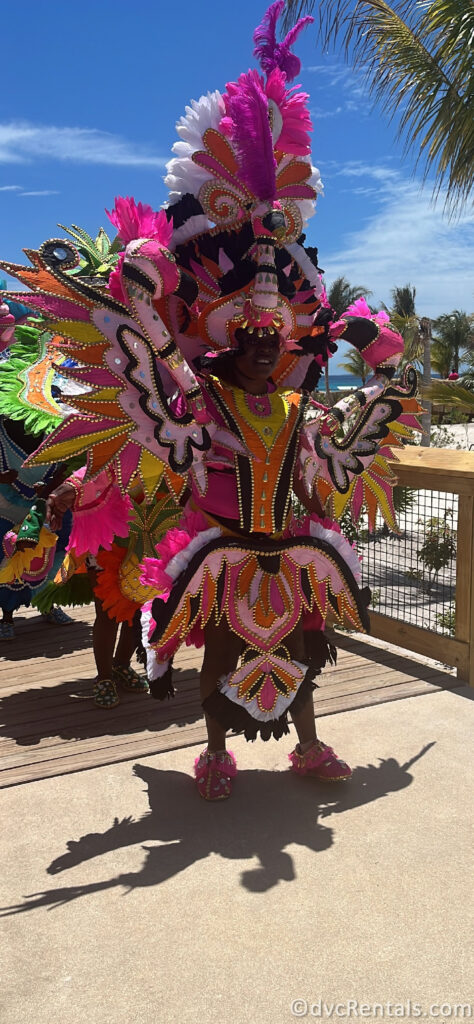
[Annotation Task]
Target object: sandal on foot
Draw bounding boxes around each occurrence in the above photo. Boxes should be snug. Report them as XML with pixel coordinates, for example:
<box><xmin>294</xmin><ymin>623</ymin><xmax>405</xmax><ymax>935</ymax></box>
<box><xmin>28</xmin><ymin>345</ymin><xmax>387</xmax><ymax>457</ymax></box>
<box><xmin>289</xmin><ymin>740</ymin><xmax>352</xmax><ymax>781</ymax></box>
<box><xmin>93</xmin><ymin>678</ymin><xmax>120</xmax><ymax>709</ymax></box>
<box><xmin>194</xmin><ymin>749</ymin><xmax>238</xmax><ymax>801</ymax></box>
<box><xmin>112</xmin><ymin>665</ymin><xmax>149</xmax><ymax>694</ymax></box>
<box><xmin>0</xmin><ymin>622</ymin><xmax>15</xmax><ymax>640</ymax></box>
<box><xmin>41</xmin><ymin>607</ymin><xmax>74</xmax><ymax>625</ymax></box>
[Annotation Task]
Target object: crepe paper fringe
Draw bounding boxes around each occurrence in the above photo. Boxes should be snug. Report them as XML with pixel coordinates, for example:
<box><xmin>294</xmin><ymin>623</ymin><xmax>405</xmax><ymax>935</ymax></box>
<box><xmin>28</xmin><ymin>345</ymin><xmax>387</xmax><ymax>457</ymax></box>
<box><xmin>67</xmin><ymin>487</ymin><xmax>133</xmax><ymax>558</ymax></box>
<box><xmin>140</xmin><ymin>508</ymin><xmax>215</xmax><ymax>597</ymax></box>
<box><xmin>94</xmin><ymin>545</ymin><xmax>142</xmax><ymax>626</ymax></box>
<box><xmin>32</xmin><ymin>573</ymin><xmax>94</xmax><ymax>614</ymax></box>
<box><xmin>106</xmin><ymin>196</ymin><xmax>173</xmax><ymax>246</ymax></box>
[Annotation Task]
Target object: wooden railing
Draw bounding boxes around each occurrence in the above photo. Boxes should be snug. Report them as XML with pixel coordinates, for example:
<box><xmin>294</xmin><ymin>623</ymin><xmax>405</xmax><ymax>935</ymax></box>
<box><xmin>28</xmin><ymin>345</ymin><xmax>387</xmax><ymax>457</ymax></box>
<box><xmin>369</xmin><ymin>447</ymin><xmax>474</xmax><ymax>686</ymax></box>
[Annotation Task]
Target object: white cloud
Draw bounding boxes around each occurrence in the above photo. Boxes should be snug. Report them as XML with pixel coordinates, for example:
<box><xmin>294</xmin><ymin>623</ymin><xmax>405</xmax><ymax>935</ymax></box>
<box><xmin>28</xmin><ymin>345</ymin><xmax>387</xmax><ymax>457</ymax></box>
<box><xmin>334</xmin><ymin>161</ymin><xmax>400</xmax><ymax>182</ymax></box>
<box><xmin>305</xmin><ymin>61</ymin><xmax>368</xmax><ymax>107</ymax></box>
<box><xmin>0</xmin><ymin>122</ymin><xmax>167</xmax><ymax>167</ymax></box>
<box><xmin>0</xmin><ymin>184</ymin><xmax>22</xmax><ymax>191</ymax></box>
<box><xmin>319</xmin><ymin>166</ymin><xmax>474</xmax><ymax>318</ymax></box>
<box><xmin>311</xmin><ymin>105</ymin><xmax>344</xmax><ymax>119</ymax></box>
<box><xmin>311</xmin><ymin>99</ymin><xmax>369</xmax><ymax>120</ymax></box>
<box><xmin>20</xmin><ymin>190</ymin><xmax>60</xmax><ymax>196</ymax></box>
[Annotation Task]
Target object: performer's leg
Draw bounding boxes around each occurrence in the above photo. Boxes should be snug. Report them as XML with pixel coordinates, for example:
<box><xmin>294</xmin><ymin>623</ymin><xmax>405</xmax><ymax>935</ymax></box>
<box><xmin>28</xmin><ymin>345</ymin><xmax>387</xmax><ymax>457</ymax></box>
<box><xmin>0</xmin><ymin>606</ymin><xmax>15</xmax><ymax>640</ymax></box>
<box><xmin>286</xmin><ymin>624</ymin><xmax>318</xmax><ymax>747</ymax></box>
<box><xmin>92</xmin><ymin>595</ymin><xmax>119</xmax><ymax>679</ymax></box>
<box><xmin>88</xmin><ymin>567</ymin><xmax>120</xmax><ymax>708</ymax></box>
<box><xmin>113</xmin><ymin>620</ymin><xmax>137</xmax><ymax>669</ymax></box>
<box><xmin>112</xmin><ymin>616</ymin><xmax>149</xmax><ymax>694</ymax></box>
<box><xmin>194</xmin><ymin>617</ymin><xmax>241</xmax><ymax>800</ymax></box>
<box><xmin>200</xmin><ymin>617</ymin><xmax>242</xmax><ymax>752</ymax></box>
<box><xmin>287</xmin><ymin>624</ymin><xmax>351</xmax><ymax>781</ymax></box>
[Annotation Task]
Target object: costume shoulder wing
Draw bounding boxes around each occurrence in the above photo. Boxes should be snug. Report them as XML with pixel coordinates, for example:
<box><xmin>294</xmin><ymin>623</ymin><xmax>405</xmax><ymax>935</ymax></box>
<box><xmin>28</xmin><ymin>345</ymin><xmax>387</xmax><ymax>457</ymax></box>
<box><xmin>0</xmin><ymin>231</ymin><xmax>213</xmax><ymax>498</ymax></box>
<box><xmin>300</xmin><ymin>367</ymin><xmax>422</xmax><ymax>531</ymax></box>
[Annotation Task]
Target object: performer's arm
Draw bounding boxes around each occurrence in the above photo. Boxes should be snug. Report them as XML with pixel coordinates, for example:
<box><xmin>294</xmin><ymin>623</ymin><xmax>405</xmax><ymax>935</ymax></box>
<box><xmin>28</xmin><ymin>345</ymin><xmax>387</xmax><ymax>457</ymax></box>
<box><xmin>292</xmin><ymin>467</ymin><xmax>324</xmax><ymax>517</ymax></box>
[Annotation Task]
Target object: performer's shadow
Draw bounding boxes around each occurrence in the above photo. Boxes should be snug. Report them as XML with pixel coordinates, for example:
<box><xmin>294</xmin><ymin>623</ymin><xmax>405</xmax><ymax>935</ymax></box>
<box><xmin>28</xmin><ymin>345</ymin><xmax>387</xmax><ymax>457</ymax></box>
<box><xmin>0</xmin><ymin>743</ymin><xmax>434</xmax><ymax>915</ymax></box>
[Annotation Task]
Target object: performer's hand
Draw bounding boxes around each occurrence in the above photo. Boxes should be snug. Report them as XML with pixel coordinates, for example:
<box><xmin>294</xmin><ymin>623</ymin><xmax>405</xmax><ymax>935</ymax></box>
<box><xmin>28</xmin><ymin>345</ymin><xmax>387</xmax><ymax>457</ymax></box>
<box><xmin>45</xmin><ymin>482</ymin><xmax>77</xmax><ymax>531</ymax></box>
<box><xmin>0</xmin><ymin>468</ymin><xmax>18</xmax><ymax>485</ymax></box>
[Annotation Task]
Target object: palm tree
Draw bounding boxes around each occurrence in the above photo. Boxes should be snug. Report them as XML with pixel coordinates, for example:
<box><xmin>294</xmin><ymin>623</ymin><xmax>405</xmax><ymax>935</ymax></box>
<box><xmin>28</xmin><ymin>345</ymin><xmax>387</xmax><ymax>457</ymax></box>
<box><xmin>419</xmin><ymin>316</ymin><xmax>433</xmax><ymax>446</ymax></box>
<box><xmin>390</xmin><ymin>284</ymin><xmax>416</xmax><ymax>319</ymax></box>
<box><xmin>327</xmin><ymin>275</ymin><xmax>369</xmax><ymax>317</ymax></box>
<box><xmin>384</xmin><ymin>284</ymin><xmax>422</xmax><ymax>367</ymax></box>
<box><xmin>425</xmin><ymin>379</ymin><xmax>474</xmax><ymax>416</ymax></box>
<box><xmin>382</xmin><ymin>284</ymin><xmax>431</xmax><ymax>442</ymax></box>
<box><xmin>431</xmin><ymin>310</ymin><xmax>474</xmax><ymax>375</ymax></box>
<box><xmin>284</xmin><ymin>0</ymin><xmax>474</xmax><ymax>216</ymax></box>
<box><xmin>430</xmin><ymin>337</ymin><xmax>452</xmax><ymax>380</ymax></box>
<box><xmin>340</xmin><ymin>348</ymin><xmax>370</xmax><ymax>384</ymax></box>
<box><xmin>325</xmin><ymin>276</ymin><xmax>370</xmax><ymax>401</ymax></box>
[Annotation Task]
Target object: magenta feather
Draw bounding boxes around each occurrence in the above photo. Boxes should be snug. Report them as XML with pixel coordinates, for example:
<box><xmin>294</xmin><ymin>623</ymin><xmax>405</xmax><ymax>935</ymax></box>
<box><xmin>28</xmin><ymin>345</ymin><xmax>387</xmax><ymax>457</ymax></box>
<box><xmin>253</xmin><ymin>1</ymin><xmax>285</xmax><ymax>73</ymax></box>
<box><xmin>224</xmin><ymin>70</ymin><xmax>276</xmax><ymax>200</ymax></box>
<box><xmin>253</xmin><ymin>2</ymin><xmax>314</xmax><ymax>82</ymax></box>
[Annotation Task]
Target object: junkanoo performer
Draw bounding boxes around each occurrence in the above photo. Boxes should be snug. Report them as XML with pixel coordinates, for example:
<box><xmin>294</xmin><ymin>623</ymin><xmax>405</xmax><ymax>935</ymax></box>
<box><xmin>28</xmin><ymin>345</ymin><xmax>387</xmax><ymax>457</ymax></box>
<box><xmin>45</xmin><ymin>467</ymin><xmax>182</xmax><ymax>708</ymax></box>
<box><xmin>0</xmin><ymin>315</ymin><xmax>77</xmax><ymax>638</ymax></box>
<box><xmin>1</xmin><ymin>2</ymin><xmax>420</xmax><ymax>796</ymax></box>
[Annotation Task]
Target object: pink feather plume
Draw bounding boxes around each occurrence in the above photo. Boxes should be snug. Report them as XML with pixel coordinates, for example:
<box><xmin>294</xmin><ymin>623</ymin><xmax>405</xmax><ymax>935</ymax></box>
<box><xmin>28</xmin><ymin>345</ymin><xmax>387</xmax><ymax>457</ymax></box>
<box><xmin>106</xmin><ymin>196</ymin><xmax>173</xmax><ymax>246</ymax></box>
<box><xmin>253</xmin><ymin>2</ymin><xmax>314</xmax><ymax>82</ymax></box>
<box><xmin>222</xmin><ymin>70</ymin><xmax>276</xmax><ymax>200</ymax></box>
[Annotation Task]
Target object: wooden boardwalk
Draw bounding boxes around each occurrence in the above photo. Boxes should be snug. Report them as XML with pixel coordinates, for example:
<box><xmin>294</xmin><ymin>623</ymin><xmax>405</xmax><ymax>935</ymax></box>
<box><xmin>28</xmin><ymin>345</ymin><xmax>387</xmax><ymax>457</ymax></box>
<box><xmin>0</xmin><ymin>604</ymin><xmax>457</xmax><ymax>788</ymax></box>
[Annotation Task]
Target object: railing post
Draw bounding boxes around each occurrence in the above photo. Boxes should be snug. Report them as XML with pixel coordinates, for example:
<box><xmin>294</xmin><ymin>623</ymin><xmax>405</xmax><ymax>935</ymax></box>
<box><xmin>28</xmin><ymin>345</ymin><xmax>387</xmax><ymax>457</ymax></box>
<box><xmin>454</xmin><ymin>495</ymin><xmax>473</xmax><ymax>684</ymax></box>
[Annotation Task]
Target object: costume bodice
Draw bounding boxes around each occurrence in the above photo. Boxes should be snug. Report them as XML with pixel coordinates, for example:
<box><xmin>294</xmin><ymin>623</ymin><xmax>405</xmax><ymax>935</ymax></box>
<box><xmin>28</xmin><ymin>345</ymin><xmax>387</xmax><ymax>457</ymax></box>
<box><xmin>203</xmin><ymin>377</ymin><xmax>307</xmax><ymax>533</ymax></box>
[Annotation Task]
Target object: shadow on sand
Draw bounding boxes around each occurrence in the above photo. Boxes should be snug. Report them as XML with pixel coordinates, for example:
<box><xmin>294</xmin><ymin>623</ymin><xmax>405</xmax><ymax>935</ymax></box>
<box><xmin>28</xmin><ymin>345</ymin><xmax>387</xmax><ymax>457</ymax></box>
<box><xmin>0</xmin><ymin>742</ymin><xmax>435</xmax><ymax>915</ymax></box>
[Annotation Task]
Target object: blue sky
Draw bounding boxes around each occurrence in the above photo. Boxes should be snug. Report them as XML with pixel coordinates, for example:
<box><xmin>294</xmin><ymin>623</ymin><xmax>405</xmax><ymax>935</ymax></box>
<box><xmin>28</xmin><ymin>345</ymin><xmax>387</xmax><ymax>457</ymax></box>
<box><xmin>1</xmin><ymin>0</ymin><xmax>473</xmax><ymax>371</ymax></box>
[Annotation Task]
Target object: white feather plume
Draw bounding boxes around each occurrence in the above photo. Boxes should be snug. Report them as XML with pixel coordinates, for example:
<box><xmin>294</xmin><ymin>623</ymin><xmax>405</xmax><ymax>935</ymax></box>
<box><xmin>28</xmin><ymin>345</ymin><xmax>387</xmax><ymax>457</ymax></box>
<box><xmin>164</xmin><ymin>90</ymin><xmax>225</xmax><ymax>203</ymax></box>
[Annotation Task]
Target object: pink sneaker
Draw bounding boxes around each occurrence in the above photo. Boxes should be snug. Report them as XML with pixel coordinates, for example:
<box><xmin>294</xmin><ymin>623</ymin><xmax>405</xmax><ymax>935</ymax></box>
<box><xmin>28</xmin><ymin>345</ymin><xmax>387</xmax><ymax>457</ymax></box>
<box><xmin>289</xmin><ymin>740</ymin><xmax>352</xmax><ymax>781</ymax></box>
<box><xmin>194</xmin><ymin>748</ymin><xmax>238</xmax><ymax>801</ymax></box>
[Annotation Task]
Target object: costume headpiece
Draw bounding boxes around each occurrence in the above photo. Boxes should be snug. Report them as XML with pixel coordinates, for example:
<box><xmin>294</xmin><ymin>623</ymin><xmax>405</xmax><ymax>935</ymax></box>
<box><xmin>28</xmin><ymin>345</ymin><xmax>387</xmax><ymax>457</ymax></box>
<box><xmin>160</xmin><ymin>2</ymin><xmax>331</xmax><ymax>388</ymax></box>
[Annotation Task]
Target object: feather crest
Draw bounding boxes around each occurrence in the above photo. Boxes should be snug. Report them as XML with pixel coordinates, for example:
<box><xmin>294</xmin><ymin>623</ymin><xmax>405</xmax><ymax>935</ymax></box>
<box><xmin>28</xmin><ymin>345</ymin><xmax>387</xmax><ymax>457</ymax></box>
<box><xmin>253</xmin><ymin>3</ymin><xmax>314</xmax><ymax>82</ymax></box>
<box><xmin>106</xmin><ymin>197</ymin><xmax>173</xmax><ymax>247</ymax></box>
<box><xmin>222</xmin><ymin>71</ymin><xmax>276</xmax><ymax>200</ymax></box>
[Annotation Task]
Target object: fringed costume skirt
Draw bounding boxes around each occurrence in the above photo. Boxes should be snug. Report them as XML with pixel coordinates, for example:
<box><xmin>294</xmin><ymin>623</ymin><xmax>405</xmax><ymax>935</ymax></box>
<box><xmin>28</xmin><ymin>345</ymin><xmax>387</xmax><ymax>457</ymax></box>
<box><xmin>140</xmin><ymin>507</ymin><xmax>370</xmax><ymax>741</ymax></box>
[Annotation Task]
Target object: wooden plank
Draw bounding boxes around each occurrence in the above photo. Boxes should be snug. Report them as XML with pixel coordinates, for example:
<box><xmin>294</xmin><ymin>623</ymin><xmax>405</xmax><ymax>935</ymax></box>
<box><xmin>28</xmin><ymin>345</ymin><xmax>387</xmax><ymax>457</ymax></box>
<box><xmin>313</xmin><ymin>678</ymin><xmax>449</xmax><ymax>715</ymax></box>
<box><xmin>0</xmin><ymin>599</ymin><xmax>458</xmax><ymax>789</ymax></box>
<box><xmin>393</xmin><ymin>468</ymin><xmax>474</xmax><ymax>495</ymax></box>
<box><xmin>369</xmin><ymin>612</ymin><xmax>469</xmax><ymax>669</ymax></box>
<box><xmin>389</xmin><ymin>447</ymin><xmax>474</xmax><ymax>489</ymax></box>
<box><xmin>0</xmin><ymin>724</ymin><xmax>210</xmax><ymax>788</ymax></box>
<box><xmin>0</xmin><ymin>678</ymin><xmax>451</xmax><ymax>789</ymax></box>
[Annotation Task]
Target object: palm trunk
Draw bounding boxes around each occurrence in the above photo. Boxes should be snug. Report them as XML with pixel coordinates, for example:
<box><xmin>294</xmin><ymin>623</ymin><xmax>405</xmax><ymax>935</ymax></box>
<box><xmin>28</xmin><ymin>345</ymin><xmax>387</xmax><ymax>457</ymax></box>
<box><xmin>420</xmin><ymin>317</ymin><xmax>432</xmax><ymax>447</ymax></box>
<box><xmin>325</xmin><ymin>363</ymin><xmax>332</xmax><ymax>406</ymax></box>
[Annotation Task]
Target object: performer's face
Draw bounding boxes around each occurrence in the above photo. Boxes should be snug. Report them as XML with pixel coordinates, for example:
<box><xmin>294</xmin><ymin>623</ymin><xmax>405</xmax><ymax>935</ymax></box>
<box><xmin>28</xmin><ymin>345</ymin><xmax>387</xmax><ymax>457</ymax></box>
<box><xmin>233</xmin><ymin>328</ymin><xmax>281</xmax><ymax>389</ymax></box>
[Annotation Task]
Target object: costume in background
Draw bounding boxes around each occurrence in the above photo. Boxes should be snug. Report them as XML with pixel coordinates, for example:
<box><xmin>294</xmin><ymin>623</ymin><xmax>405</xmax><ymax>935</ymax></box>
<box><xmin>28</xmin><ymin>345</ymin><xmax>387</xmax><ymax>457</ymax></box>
<box><xmin>0</xmin><ymin>317</ymin><xmax>77</xmax><ymax>631</ymax></box>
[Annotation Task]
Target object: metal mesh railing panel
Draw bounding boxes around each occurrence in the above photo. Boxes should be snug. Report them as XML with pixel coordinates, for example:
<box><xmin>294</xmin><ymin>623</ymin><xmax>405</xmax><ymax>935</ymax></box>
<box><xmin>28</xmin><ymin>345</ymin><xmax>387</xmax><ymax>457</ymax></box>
<box><xmin>359</xmin><ymin>488</ymin><xmax>457</xmax><ymax>634</ymax></box>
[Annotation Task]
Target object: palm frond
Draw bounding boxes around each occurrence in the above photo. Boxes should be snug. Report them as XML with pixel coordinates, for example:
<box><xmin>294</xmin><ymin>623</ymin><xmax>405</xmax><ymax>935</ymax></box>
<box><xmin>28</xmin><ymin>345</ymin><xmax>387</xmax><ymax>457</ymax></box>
<box><xmin>339</xmin><ymin>348</ymin><xmax>371</xmax><ymax>382</ymax></box>
<box><xmin>283</xmin><ymin>0</ymin><xmax>474</xmax><ymax>216</ymax></box>
<box><xmin>424</xmin><ymin>379</ymin><xmax>474</xmax><ymax>412</ymax></box>
<box><xmin>326</xmin><ymin>275</ymin><xmax>370</xmax><ymax>316</ymax></box>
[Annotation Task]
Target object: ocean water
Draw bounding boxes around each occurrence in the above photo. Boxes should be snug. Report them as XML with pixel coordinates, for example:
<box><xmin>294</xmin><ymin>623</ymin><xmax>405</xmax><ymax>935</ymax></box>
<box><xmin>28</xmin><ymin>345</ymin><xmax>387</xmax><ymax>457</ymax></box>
<box><xmin>315</xmin><ymin>372</ymin><xmax>364</xmax><ymax>392</ymax></box>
